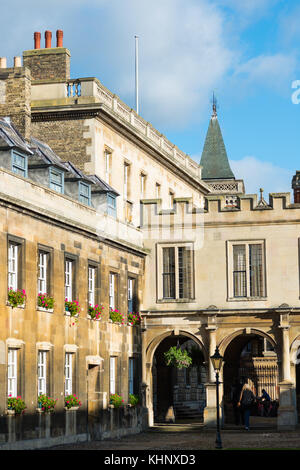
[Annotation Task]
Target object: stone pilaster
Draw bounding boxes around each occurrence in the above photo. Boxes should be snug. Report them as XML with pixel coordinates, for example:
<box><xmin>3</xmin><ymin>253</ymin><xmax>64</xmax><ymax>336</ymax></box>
<box><xmin>277</xmin><ymin>317</ymin><xmax>297</xmax><ymax>430</ymax></box>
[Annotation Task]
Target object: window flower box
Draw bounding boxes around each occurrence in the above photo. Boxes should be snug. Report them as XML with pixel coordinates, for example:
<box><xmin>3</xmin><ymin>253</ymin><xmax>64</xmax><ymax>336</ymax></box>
<box><xmin>88</xmin><ymin>304</ymin><xmax>104</xmax><ymax>320</ymax></box>
<box><xmin>109</xmin><ymin>393</ymin><xmax>124</xmax><ymax>408</ymax></box>
<box><xmin>127</xmin><ymin>312</ymin><xmax>141</xmax><ymax>326</ymax></box>
<box><xmin>37</xmin><ymin>293</ymin><xmax>54</xmax><ymax>311</ymax></box>
<box><xmin>7</xmin><ymin>288</ymin><xmax>26</xmax><ymax>308</ymax></box>
<box><xmin>7</xmin><ymin>395</ymin><xmax>26</xmax><ymax>415</ymax></box>
<box><xmin>65</xmin><ymin>299</ymin><xmax>80</xmax><ymax>323</ymax></box>
<box><xmin>37</xmin><ymin>394</ymin><xmax>57</xmax><ymax>412</ymax></box>
<box><xmin>65</xmin><ymin>394</ymin><xmax>81</xmax><ymax>410</ymax></box>
<box><xmin>128</xmin><ymin>393</ymin><xmax>140</xmax><ymax>407</ymax></box>
<box><xmin>109</xmin><ymin>309</ymin><xmax>124</xmax><ymax>325</ymax></box>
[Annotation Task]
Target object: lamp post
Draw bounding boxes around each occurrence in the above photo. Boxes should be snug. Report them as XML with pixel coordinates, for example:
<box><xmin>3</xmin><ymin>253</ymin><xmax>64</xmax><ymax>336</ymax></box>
<box><xmin>210</xmin><ymin>346</ymin><xmax>223</xmax><ymax>449</ymax></box>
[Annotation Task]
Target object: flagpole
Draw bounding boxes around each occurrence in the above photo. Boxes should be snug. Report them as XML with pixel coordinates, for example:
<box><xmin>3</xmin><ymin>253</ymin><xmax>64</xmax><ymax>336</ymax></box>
<box><xmin>135</xmin><ymin>35</ymin><xmax>139</xmax><ymax>114</ymax></box>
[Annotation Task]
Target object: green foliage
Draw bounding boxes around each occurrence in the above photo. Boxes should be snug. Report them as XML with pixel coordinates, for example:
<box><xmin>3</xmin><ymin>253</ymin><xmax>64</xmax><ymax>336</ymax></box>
<box><xmin>88</xmin><ymin>304</ymin><xmax>104</xmax><ymax>320</ymax></box>
<box><xmin>128</xmin><ymin>312</ymin><xmax>141</xmax><ymax>325</ymax></box>
<box><xmin>65</xmin><ymin>394</ymin><xmax>82</xmax><ymax>409</ymax></box>
<box><xmin>7</xmin><ymin>395</ymin><xmax>26</xmax><ymax>414</ymax></box>
<box><xmin>8</xmin><ymin>288</ymin><xmax>26</xmax><ymax>308</ymax></box>
<box><xmin>109</xmin><ymin>309</ymin><xmax>124</xmax><ymax>324</ymax></box>
<box><xmin>38</xmin><ymin>394</ymin><xmax>57</xmax><ymax>412</ymax></box>
<box><xmin>110</xmin><ymin>393</ymin><xmax>124</xmax><ymax>408</ymax></box>
<box><xmin>164</xmin><ymin>346</ymin><xmax>192</xmax><ymax>369</ymax></box>
<box><xmin>129</xmin><ymin>393</ymin><xmax>139</xmax><ymax>406</ymax></box>
<box><xmin>38</xmin><ymin>293</ymin><xmax>54</xmax><ymax>310</ymax></box>
<box><xmin>65</xmin><ymin>300</ymin><xmax>80</xmax><ymax>318</ymax></box>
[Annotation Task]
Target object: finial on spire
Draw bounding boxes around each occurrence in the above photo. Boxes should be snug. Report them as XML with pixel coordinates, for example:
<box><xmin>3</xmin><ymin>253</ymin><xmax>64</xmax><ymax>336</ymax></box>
<box><xmin>212</xmin><ymin>92</ymin><xmax>218</xmax><ymax>117</ymax></box>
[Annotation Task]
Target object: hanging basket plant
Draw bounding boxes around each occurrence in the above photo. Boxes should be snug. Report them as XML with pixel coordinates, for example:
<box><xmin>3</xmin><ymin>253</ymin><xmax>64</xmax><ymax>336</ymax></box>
<box><xmin>164</xmin><ymin>346</ymin><xmax>192</xmax><ymax>369</ymax></box>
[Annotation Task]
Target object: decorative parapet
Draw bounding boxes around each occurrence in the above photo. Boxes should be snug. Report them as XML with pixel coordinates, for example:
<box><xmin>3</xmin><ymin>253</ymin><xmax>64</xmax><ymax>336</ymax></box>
<box><xmin>204</xmin><ymin>191</ymin><xmax>298</xmax><ymax>214</ymax></box>
<box><xmin>140</xmin><ymin>198</ymin><xmax>204</xmax><ymax>248</ymax></box>
<box><xmin>31</xmin><ymin>77</ymin><xmax>204</xmax><ymax>184</ymax></box>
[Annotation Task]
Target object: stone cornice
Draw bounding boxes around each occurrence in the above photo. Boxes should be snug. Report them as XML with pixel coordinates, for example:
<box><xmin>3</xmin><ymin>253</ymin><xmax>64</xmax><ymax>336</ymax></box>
<box><xmin>31</xmin><ymin>103</ymin><xmax>210</xmax><ymax>195</ymax></box>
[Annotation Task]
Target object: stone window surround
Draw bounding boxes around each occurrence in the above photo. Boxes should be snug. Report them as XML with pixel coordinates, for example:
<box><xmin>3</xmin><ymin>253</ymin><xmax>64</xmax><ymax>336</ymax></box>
<box><xmin>7</xmin><ymin>234</ymin><xmax>25</xmax><ymax>296</ymax></box>
<box><xmin>226</xmin><ymin>238</ymin><xmax>267</xmax><ymax>301</ymax></box>
<box><xmin>37</xmin><ymin>244</ymin><xmax>54</xmax><ymax>299</ymax></box>
<box><xmin>156</xmin><ymin>241</ymin><xmax>195</xmax><ymax>303</ymax></box>
<box><xmin>87</xmin><ymin>259</ymin><xmax>101</xmax><ymax>312</ymax></box>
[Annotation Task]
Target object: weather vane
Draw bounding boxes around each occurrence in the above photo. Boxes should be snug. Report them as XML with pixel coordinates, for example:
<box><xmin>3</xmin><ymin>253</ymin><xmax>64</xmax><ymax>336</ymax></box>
<box><xmin>211</xmin><ymin>92</ymin><xmax>218</xmax><ymax>117</ymax></box>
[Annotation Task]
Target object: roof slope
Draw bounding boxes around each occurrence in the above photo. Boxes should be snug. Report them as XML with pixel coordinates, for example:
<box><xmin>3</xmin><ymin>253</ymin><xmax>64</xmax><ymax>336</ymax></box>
<box><xmin>200</xmin><ymin>114</ymin><xmax>235</xmax><ymax>180</ymax></box>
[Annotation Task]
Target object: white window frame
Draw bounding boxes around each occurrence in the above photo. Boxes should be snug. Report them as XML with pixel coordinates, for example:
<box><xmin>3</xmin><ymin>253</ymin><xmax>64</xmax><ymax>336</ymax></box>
<box><xmin>128</xmin><ymin>278</ymin><xmax>133</xmax><ymax>313</ymax></box>
<box><xmin>65</xmin><ymin>259</ymin><xmax>73</xmax><ymax>301</ymax></box>
<box><xmin>8</xmin><ymin>242</ymin><xmax>18</xmax><ymax>291</ymax></box>
<box><xmin>227</xmin><ymin>239</ymin><xmax>266</xmax><ymax>300</ymax></box>
<box><xmin>37</xmin><ymin>350</ymin><xmax>47</xmax><ymax>396</ymax></box>
<box><xmin>157</xmin><ymin>242</ymin><xmax>194</xmax><ymax>301</ymax></box>
<box><xmin>105</xmin><ymin>150</ymin><xmax>111</xmax><ymax>184</ymax></box>
<box><xmin>109</xmin><ymin>273</ymin><xmax>116</xmax><ymax>310</ymax></box>
<box><xmin>65</xmin><ymin>353</ymin><xmax>73</xmax><ymax>396</ymax></box>
<box><xmin>8</xmin><ymin>349</ymin><xmax>17</xmax><ymax>397</ymax></box>
<box><xmin>124</xmin><ymin>163</ymin><xmax>129</xmax><ymax>200</ymax></box>
<box><xmin>38</xmin><ymin>251</ymin><xmax>47</xmax><ymax>294</ymax></box>
<box><xmin>88</xmin><ymin>266</ymin><xmax>96</xmax><ymax>307</ymax></box>
<box><xmin>110</xmin><ymin>356</ymin><xmax>116</xmax><ymax>395</ymax></box>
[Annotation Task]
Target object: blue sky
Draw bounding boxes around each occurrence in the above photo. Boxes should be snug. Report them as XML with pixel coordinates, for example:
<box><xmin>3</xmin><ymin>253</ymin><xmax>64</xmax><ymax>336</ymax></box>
<box><xmin>1</xmin><ymin>0</ymin><xmax>300</xmax><ymax>197</ymax></box>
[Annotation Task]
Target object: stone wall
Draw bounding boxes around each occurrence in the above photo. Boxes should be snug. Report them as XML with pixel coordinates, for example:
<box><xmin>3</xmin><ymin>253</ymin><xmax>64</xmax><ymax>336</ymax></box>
<box><xmin>0</xmin><ymin>67</ymin><xmax>31</xmax><ymax>140</ymax></box>
<box><xmin>23</xmin><ymin>48</ymin><xmax>70</xmax><ymax>81</ymax></box>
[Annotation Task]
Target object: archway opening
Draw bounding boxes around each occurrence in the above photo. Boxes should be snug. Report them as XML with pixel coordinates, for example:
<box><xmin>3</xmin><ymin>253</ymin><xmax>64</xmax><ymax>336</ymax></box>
<box><xmin>152</xmin><ymin>334</ymin><xmax>206</xmax><ymax>423</ymax></box>
<box><xmin>223</xmin><ymin>333</ymin><xmax>279</xmax><ymax>424</ymax></box>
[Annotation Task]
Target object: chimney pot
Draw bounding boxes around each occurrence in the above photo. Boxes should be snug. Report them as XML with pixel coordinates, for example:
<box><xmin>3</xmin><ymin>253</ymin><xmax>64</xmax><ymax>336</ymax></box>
<box><xmin>0</xmin><ymin>57</ymin><xmax>7</xmax><ymax>68</ymax></box>
<box><xmin>34</xmin><ymin>32</ymin><xmax>41</xmax><ymax>49</ymax></box>
<box><xmin>14</xmin><ymin>56</ymin><xmax>22</xmax><ymax>67</ymax></box>
<box><xmin>45</xmin><ymin>30</ymin><xmax>52</xmax><ymax>48</ymax></box>
<box><xmin>56</xmin><ymin>30</ymin><xmax>63</xmax><ymax>47</ymax></box>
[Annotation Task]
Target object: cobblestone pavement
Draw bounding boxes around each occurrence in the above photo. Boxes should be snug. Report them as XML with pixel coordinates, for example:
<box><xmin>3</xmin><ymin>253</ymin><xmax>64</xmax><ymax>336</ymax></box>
<box><xmin>46</xmin><ymin>424</ymin><xmax>300</xmax><ymax>450</ymax></box>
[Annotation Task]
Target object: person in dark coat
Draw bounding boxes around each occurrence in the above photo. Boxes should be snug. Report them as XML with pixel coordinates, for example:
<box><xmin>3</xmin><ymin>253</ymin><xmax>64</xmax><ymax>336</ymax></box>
<box><xmin>237</xmin><ymin>383</ymin><xmax>256</xmax><ymax>430</ymax></box>
<box><xmin>231</xmin><ymin>379</ymin><xmax>242</xmax><ymax>425</ymax></box>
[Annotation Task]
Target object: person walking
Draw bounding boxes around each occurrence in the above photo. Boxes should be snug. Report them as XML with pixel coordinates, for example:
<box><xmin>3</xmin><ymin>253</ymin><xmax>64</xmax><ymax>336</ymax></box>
<box><xmin>237</xmin><ymin>383</ymin><xmax>256</xmax><ymax>431</ymax></box>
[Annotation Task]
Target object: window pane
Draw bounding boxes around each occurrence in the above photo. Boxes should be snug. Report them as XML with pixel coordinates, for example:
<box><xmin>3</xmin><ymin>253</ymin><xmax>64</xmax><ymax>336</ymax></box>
<box><xmin>162</xmin><ymin>247</ymin><xmax>175</xmax><ymax>298</ymax></box>
<box><xmin>178</xmin><ymin>247</ymin><xmax>192</xmax><ymax>299</ymax></box>
<box><xmin>249</xmin><ymin>244</ymin><xmax>264</xmax><ymax>297</ymax></box>
<box><xmin>233</xmin><ymin>245</ymin><xmax>246</xmax><ymax>297</ymax></box>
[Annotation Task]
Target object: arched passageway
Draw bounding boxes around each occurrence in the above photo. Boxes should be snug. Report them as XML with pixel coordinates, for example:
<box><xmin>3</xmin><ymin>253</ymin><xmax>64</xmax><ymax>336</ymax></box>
<box><xmin>223</xmin><ymin>333</ymin><xmax>279</xmax><ymax>424</ymax></box>
<box><xmin>152</xmin><ymin>334</ymin><xmax>207</xmax><ymax>423</ymax></box>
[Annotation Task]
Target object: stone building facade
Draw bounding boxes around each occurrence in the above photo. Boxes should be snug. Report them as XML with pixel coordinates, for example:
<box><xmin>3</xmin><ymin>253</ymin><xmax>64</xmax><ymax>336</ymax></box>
<box><xmin>0</xmin><ymin>29</ymin><xmax>299</xmax><ymax>448</ymax></box>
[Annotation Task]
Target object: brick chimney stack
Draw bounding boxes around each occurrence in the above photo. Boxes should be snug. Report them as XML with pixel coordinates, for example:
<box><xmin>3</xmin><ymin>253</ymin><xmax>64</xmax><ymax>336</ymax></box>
<box><xmin>45</xmin><ymin>31</ymin><xmax>52</xmax><ymax>48</ymax></box>
<box><xmin>23</xmin><ymin>30</ymin><xmax>70</xmax><ymax>81</ymax></box>
<box><xmin>56</xmin><ymin>30</ymin><xmax>63</xmax><ymax>47</ymax></box>
<box><xmin>34</xmin><ymin>32</ymin><xmax>41</xmax><ymax>49</ymax></box>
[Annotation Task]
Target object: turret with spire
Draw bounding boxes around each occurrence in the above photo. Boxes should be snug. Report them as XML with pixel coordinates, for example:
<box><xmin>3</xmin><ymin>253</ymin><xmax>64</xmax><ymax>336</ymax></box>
<box><xmin>200</xmin><ymin>96</ymin><xmax>245</xmax><ymax>202</ymax></box>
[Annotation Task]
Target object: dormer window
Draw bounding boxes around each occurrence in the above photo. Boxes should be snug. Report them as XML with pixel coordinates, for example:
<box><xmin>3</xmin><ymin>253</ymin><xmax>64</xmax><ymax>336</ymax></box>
<box><xmin>49</xmin><ymin>167</ymin><xmax>64</xmax><ymax>194</ymax></box>
<box><xmin>79</xmin><ymin>181</ymin><xmax>91</xmax><ymax>206</ymax></box>
<box><xmin>107</xmin><ymin>193</ymin><xmax>117</xmax><ymax>218</ymax></box>
<box><xmin>12</xmin><ymin>151</ymin><xmax>27</xmax><ymax>178</ymax></box>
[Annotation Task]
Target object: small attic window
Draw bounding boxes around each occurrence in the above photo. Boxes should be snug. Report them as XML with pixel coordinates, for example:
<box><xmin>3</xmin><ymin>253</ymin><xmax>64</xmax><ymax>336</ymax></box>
<box><xmin>79</xmin><ymin>181</ymin><xmax>91</xmax><ymax>206</ymax></box>
<box><xmin>12</xmin><ymin>151</ymin><xmax>27</xmax><ymax>178</ymax></box>
<box><xmin>49</xmin><ymin>167</ymin><xmax>64</xmax><ymax>194</ymax></box>
<box><xmin>107</xmin><ymin>193</ymin><xmax>117</xmax><ymax>218</ymax></box>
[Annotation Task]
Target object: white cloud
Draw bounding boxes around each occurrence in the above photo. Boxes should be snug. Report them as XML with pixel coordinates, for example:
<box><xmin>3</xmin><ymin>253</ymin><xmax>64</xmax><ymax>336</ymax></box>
<box><xmin>229</xmin><ymin>156</ymin><xmax>294</xmax><ymax>197</ymax></box>
<box><xmin>232</xmin><ymin>54</ymin><xmax>297</xmax><ymax>92</ymax></box>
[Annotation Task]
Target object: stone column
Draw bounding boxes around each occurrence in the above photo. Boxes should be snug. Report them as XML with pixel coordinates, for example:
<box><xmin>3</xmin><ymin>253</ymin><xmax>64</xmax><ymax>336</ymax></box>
<box><xmin>277</xmin><ymin>325</ymin><xmax>297</xmax><ymax>430</ymax></box>
<box><xmin>203</xmin><ymin>326</ymin><xmax>219</xmax><ymax>427</ymax></box>
<box><xmin>281</xmin><ymin>326</ymin><xmax>291</xmax><ymax>381</ymax></box>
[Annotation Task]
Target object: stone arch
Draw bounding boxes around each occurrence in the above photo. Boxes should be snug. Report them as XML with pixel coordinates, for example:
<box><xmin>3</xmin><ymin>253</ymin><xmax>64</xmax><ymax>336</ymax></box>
<box><xmin>144</xmin><ymin>329</ymin><xmax>208</xmax><ymax>425</ymax></box>
<box><xmin>218</xmin><ymin>328</ymin><xmax>278</xmax><ymax>356</ymax></box>
<box><xmin>145</xmin><ymin>329</ymin><xmax>208</xmax><ymax>365</ymax></box>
